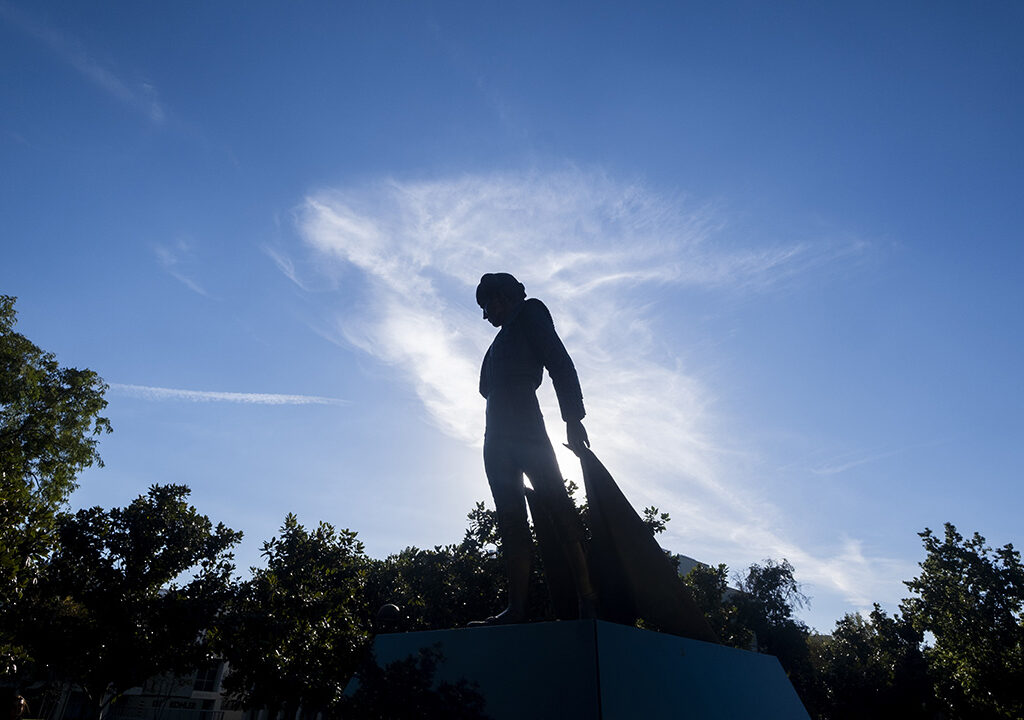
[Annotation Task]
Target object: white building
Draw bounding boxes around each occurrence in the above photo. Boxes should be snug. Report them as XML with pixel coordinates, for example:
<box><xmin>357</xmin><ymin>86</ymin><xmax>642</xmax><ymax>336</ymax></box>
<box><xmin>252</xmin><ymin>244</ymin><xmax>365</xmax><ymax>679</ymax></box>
<box><xmin>34</xmin><ymin>662</ymin><xmax>245</xmax><ymax>720</ymax></box>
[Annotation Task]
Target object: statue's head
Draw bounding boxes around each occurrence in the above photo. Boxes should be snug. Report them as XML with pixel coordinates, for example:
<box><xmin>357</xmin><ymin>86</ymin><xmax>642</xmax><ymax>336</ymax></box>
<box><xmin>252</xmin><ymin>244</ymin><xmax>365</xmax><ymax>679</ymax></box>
<box><xmin>476</xmin><ymin>273</ymin><xmax>526</xmax><ymax>327</ymax></box>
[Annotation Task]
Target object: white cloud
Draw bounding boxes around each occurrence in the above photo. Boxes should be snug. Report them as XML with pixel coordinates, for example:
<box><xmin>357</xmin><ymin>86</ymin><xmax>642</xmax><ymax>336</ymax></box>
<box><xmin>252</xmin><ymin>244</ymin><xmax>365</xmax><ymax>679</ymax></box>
<box><xmin>809</xmin><ymin>438</ymin><xmax>947</xmax><ymax>477</ymax></box>
<box><xmin>111</xmin><ymin>383</ymin><xmax>349</xmax><ymax>406</ymax></box>
<box><xmin>289</xmin><ymin>168</ymin><xmax>882</xmax><ymax>608</ymax></box>
<box><xmin>811</xmin><ymin>450</ymin><xmax>901</xmax><ymax>477</ymax></box>
<box><xmin>154</xmin><ymin>239</ymin><xmax>207</xmax><ymax>296</ymax></box>
<box><xmin>0</xmin><ymin>3</ymin><xmax>166</xmax><ymax>123</ymax></box>
<box><xmin>263</xmin><ymin>246</ymin><xmax>304</xmax><ymax>289</ymax></box>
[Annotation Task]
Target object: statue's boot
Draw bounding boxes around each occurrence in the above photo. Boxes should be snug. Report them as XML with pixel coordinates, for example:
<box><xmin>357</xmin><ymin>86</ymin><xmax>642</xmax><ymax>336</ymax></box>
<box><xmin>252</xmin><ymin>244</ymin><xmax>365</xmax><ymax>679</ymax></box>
<box><xmin>469</xmin><ymin>549</ymin><xmax>531</xmax><ymax>626</ymax></box>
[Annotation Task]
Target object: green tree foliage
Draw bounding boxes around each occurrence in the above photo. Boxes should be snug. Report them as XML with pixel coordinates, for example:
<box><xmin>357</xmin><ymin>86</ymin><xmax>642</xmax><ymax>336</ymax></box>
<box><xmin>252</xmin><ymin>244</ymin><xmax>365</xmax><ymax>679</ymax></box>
<box><xmin>902</xmin><ymin>523</ymin><xmax>1024</xmax><ymax>719</ymax></box>
<box><xmin>0</xmin><ymin>296</ymin><xmax>110</xmax><ymax>657</ymax></box>
<box><xmin>362</xmin><ymin>502</ymin><xmax>506</xmax><ymax>631</ymax></box>
<box><xmin>734</xmin><ymin>560</ymin><xmax>818</xmax><ymax>709</ymax></box>
<box><xmin>217</xmin><ymin>514</ymin><xmax>370</xmax><ymax>719</ymax></box>
<box><xmin>640</xmin><ymin>506</ymin><xmax>671</xmax><ymax>536</ymax></box>
<box><xmin>681</xmin><ymin>563</ymin><xmax>753</xmax><ymax>649</ymax></box>
<box><xmin>736</xmin><ymin>559</ymin><xmax>809</xmax><ymax>631</ymax></box>
<box><xmin>364</xmin><ymin>545</ymin><xmax>504</xmax><ymax>633</ymax></box>
<box><xmin>14</xmin><ymin>485</ymin><xmax>240</xmax><ymax>717</ymax></box>
<box><xmin>810</xmin><ymin>605</ymin><xmax>934</xmax><ymax>719</ymax></box>
<box><xmin>680</xmin><ymin>556</ymin><xmax>821</xmax><ymax>713</ymax></box>
<box><xmin>363</xmin><ymin>493</ymin><xmax>621</xmax><ymax>630</ymax></box>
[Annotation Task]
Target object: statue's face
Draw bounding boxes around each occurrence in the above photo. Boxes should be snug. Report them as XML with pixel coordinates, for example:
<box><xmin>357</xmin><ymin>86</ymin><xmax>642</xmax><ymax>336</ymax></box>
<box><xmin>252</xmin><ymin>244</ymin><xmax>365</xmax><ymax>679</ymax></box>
<box><xmin>480</xmin><ymin>294</ymin><xmax>511</xmax><ymax>327</ymax></box>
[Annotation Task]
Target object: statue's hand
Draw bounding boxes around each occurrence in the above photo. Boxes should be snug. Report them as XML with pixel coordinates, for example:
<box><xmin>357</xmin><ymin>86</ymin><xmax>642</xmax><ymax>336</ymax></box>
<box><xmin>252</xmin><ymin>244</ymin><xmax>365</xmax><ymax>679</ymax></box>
<box><xmin>566</xmin><ymin>419</ymin><xmax>590</xmax><ymax>452</ymax></box>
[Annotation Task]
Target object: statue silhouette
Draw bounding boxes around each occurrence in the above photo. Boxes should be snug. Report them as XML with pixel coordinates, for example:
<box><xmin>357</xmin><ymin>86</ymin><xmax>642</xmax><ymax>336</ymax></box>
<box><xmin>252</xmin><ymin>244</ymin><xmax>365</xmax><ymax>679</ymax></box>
<box><xmin>471</xmin><ymin>272</ymin><xmax>717</xmax><ymax>643</ymax></box>
<box><xmin>472</xmin><ymin>272</ymin><xmax>597</xmax><ymax>625</ymax></box>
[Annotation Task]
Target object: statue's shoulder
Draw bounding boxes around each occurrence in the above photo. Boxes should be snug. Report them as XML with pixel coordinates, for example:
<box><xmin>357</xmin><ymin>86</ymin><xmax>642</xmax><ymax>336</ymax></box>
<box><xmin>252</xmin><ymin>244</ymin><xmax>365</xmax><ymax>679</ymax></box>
<box><xmin>521</xmin><ymin>297</ymin><xmax>552</xmax><ymax>319</ymax></box>
<box><xmin>515</xmin><ymin>299</ymin><xmax>555</xmax><ymax>340</ymax></box>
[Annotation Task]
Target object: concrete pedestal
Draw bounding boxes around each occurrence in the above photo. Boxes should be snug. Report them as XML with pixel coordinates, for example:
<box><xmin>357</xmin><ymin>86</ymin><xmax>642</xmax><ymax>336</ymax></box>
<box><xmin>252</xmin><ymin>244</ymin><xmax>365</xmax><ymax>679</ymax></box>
<box><xmin>369</xmin><ymin>620</ymin><xmax>809</xmax><ymax>719</ymax></box>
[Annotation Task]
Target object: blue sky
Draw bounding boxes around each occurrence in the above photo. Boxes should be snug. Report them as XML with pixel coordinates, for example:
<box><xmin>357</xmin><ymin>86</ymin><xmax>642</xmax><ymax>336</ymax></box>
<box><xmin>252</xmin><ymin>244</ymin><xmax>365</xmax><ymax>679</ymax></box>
<box><xmin>2</xmin><ymin>1</ymin><xmax>1021</xmax><ymax>632</ymax></box>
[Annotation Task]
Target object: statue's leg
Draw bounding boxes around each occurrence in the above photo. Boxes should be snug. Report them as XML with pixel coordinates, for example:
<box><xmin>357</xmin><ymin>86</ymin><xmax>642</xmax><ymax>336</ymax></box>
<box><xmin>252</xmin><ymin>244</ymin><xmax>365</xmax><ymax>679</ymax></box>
<box><xmin>521</xmin><ymin>440</ymin><xmax>598</xmax><ymax>619</ymax></box>
<box><xmin>562</xmin><ymin>540</ymin><xmax>598</xmax><ymax>619</ymax></box>
<box><xmin>475</xmin><ymin>438</ymin><xmax>532</xmax><ymax>625</ymax></box>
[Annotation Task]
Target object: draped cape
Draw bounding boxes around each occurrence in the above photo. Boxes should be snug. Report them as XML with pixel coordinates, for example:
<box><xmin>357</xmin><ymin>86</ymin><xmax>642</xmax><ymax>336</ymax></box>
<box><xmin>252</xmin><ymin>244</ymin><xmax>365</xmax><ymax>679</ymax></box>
<box><xmin>527</xmin><ymin>446</ymin><xmax>717</xmax><ymax>643</ymax></box>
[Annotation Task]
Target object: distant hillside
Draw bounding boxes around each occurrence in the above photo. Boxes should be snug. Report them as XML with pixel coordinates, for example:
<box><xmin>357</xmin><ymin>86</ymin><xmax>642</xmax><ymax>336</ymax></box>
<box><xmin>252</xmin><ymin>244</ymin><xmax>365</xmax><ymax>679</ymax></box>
<box><xmin>673</xmin><ymin>554</ymin><xmax>704</xmax><ymax>576</ymax></box>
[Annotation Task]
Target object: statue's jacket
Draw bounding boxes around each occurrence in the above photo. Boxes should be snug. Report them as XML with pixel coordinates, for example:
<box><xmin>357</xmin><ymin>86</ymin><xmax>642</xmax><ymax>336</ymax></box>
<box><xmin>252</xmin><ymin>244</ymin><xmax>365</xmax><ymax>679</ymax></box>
<box><xmin>479</xmin><ymin>298</ymin><xmax>585</xmax><ymax>441</ymax></box>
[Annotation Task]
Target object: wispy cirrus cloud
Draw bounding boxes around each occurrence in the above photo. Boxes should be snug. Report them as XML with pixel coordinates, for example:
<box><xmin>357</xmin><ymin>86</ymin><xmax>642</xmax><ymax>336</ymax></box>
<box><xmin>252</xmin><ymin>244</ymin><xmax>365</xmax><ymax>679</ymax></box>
<box><xmin>811</xmin><ymin>450</ymin><xmax>902</xmax><ymax>477</ymax></box>
<box><xmin>264</xmin><ymin>246</ymin><xmax>305</xmax><ymax>289</ymax></box>
<box><xmin>0</xmin><ymin>2</ymin><xmax>166</xmax><ymax>124</ymax></box>
<box><xmin>807</xmin><ymin>438</ymin><xmax>948</xmax><ymax>477</ymax></box>
<box><xmin>285</xmin><ymin>167</ymin><xmax>883</xmax><ymax>613</ymax></box>
<box><xmin>110</xmin><ymin>383</ymin><xmax>349</xmax><ymax>407</ymax></box>
<box><xmin>154</xmin><ymin>240</ymin><xmax>207</xmax><ymax>296</ymax></box>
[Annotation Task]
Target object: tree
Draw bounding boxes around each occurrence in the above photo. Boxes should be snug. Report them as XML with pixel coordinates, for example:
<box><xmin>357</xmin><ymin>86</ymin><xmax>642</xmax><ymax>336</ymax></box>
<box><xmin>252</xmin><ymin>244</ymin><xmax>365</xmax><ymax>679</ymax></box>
<box><xmin>362</xmin><ymin>493</ymin><xmax>612</xmax><ymax>632</ymax></box>
<box><xmin>216</xmin><ymin>514</ymin><xmax>370</xmax><ymax>719</ymax></box>
<box><xmin>362</xmin><ymin>502</ymin><xmax>508</xmax><ymax>632</ymax></box>
<box><xmin>736</xmin><ymin>559</ymin><xmax>809</xmax><ymax>630</ymax></box>
<box><xmin>733</xmin><ymin>560</ymin><xmax>818</xmax><ymax>709</ymax></box>
<box><xmin>640</xmin><ymin>506</ymin><xmax>671</xmax><ymax>536</ymax></box>
<box><xmin>681</xmin><ymin>563</ymin><xmax>753</xmax><ymax>649</ymax></box>
<box><xmin>810</xmin><ymin>605</ymin><xmax>934</xmax><ymax>720</ymax></box>
<box><xmin>902</xmin><ymin>523</ymin><xmax>1024</xmax><ymax>719</ymax></box>
<box><xmin>0</xmin><ymin>296</ymin><xmax>110</xmax><ymax>660</ymax></box>
<box><xmin>364</xmin><ymin>543</ymin><xmax>505</xmax><ymax>633</ymax></box>
<box><xmin>15</xmin><ymin>485</ymin><xmax>240</xmax><ymax>718</ymax></box>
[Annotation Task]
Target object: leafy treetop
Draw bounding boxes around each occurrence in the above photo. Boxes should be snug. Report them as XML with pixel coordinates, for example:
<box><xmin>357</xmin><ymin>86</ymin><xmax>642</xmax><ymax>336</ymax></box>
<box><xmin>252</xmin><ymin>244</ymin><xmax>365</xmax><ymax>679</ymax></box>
<box><xmin>1</xmin><ymin>295</ymin><xmax>111</xmax><ymax>667</ymax></box>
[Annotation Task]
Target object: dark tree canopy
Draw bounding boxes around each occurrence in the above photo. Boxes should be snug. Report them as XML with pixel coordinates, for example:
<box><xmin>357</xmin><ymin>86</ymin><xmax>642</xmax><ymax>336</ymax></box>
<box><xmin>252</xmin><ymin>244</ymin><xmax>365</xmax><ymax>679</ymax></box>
<box><xmin>362</xmin><ymin>502</ymin><xmax>509</xmax><ymax>633</ymax></box>
<box><xmin>736</xmin><ymin>559</ymin><xmax>809</xmax><ymax>630</ymax></box>
<box><xmin>15</xmin><ymin>485</ymin><xmax>240</xmax><ymax>717</ymax></box>
<box><xmin>216</xmin><ymin>514</ymin><xmax>370</xmax><ymax>718</ymax></box>
<box><xmin>0</xmin><ymin>296</ymin><xmax>111</xmax><ymax>663</ymax></box>
<box><xmin>3</xmin><ymin>473</ymin><xmax>1019</xmax><ymax>720</ymax></box>
<box><xmin>730</xmin><ymin>560</ymin><xmax>818</xmax><ymax>709</ymax></box>
<box><xmin>681</xmin><ymin>563</ymin><xmax>753</xmax><ymax>649</ymax></box>
<box><xmin>810</xmin><ymin>605</ymin><xmax>934</xmax><ymax>720</ymax></box>
<box><xmin>902</xmin><ymin>523</ymin><xmax>1024</xmax><ymax>720</ymax></box>
<box><xmin>0</xmin><ymin>296</ymin><xmax>110</xmax><ymax>493</ymax></box>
